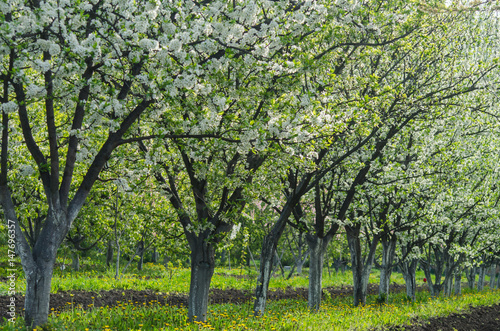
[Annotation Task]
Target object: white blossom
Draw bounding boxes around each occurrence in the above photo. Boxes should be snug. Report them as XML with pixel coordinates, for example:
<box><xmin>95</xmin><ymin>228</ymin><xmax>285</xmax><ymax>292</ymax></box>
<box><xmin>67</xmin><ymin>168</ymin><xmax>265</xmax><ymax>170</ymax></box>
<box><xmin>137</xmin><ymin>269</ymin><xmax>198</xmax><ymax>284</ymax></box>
<box><xmin>26</xmin><ymin>84</ymin><xmax>46</xmax><ymax>98</ymax></box>
<box><xmin>20</xmin><ymin>165</ymin><xmax>35</xmax><ymax>177</ymax></box>
<box><xmin>1</xmin><ymin>101</ymin><xmax>18</xmax><ymax>113</ymax></box>
<box><xmin>139</xmin><ymin>38</ymin><xmax>159</xmax><ymax>51</ymax></box>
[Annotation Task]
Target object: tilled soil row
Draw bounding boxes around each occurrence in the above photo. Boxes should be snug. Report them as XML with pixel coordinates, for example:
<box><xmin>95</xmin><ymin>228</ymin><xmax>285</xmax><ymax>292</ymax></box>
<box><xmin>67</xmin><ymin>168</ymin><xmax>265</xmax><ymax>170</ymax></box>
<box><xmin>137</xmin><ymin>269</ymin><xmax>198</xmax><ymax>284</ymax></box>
<box><xmin>383</xmin><ymin>303</ymin><xmax>500</xmax><ymax>331</ymax></box>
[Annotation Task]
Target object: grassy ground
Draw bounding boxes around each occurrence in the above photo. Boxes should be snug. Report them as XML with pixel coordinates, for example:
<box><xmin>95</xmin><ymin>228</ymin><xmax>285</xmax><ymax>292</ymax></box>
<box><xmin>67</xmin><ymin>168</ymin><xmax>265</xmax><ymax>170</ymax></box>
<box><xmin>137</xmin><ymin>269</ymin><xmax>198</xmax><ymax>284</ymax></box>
<box><xmin>0</xmin><ymin>260</ymin><xmax>428</xmax><ymax>295</ymax></box>
<box><xmin>2</xmin><ymin>260</ymin><xmax>499</xmax><ymax>330</ymax></box>
<box><xmin>2</xmin><ymin>286</ymin><xmax>500</xmax><ymax>330</ymax></box>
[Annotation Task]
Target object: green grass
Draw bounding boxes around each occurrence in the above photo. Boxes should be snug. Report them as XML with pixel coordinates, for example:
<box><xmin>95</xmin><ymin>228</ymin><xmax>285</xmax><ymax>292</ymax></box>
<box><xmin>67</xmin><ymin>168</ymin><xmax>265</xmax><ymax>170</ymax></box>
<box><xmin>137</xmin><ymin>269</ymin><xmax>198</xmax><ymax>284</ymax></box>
<box><xmin>0</xmin><ymin>261</ymin><xmax>430</xmax><ymax>296</ymax></box>
<box><xmin>2</xmin><ymin>259</ymin><xmax>498</xmax><ymax>330</ymax></box>
<box><xmin>2</xmin><ymin>286</ymin><xmax>499</xmax><ymax>330</ymax></box>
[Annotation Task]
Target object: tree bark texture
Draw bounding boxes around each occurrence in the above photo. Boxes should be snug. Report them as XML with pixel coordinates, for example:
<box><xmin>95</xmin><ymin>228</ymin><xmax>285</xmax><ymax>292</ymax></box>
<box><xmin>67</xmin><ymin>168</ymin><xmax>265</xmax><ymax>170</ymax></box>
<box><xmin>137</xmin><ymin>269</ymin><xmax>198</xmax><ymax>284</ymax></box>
<box><xmin>378</xmin><ymin>236</ymin><xmax>397</xmax><ymax>302</ymax></box>
<box><xmin>253</xmin><ymin>204</ymin><xmax>292</xmax><ymax>316</ymax></box>
<box><xmin>454</xmin><ymin>271</ymin><xmax>462</xmax><ymax>295</ymax></box>
<box><xmin>187</xmin><ymin>238</ymin><xmax>215</xmax><ymax>322</ymax></box>
<box><xmin>106</xmin><ymin>239</ymin><xmax>113</xmax><ymax>267</ymax></box>
<box><xmin>254</xmin><ymin>234</ymin><xmax>277</xmax><ymax>316</ymax></box>
<box><xmin>489</xmin><ymin>264</ymin><xmax>497</xmax><ymax>289</ymax></box>
<box><xmin>346</xmin><ymin>224</ymin><xmax>378</xmax><ymax>307</ymax></box>
<box><xmin>72</xmin><ymin>252</ymin><xmax>80</xmax><ymax>271</ymax></box>
<box><xmin>306</xmin><ymin>234</ymin><xmax>332</xmax><ymax>311</ymax></box>
<box><xmin>400</xmin><ymin>259</ymin><xmax>418</xmax><ymax>301</ymax></box>
<box><xmin>477</xmin><ymin>265</ymin><xmax>486</xmax><ymax>291</ymax></box>
<box><xmin>466</xmin><ymin>267</ymin><xmax>476</xmax><ymax>290</ymax></box>
<box><xmin>24</xmin><ymin>263</ymin><xmax>55</xmax><ymax>328</ymax></box>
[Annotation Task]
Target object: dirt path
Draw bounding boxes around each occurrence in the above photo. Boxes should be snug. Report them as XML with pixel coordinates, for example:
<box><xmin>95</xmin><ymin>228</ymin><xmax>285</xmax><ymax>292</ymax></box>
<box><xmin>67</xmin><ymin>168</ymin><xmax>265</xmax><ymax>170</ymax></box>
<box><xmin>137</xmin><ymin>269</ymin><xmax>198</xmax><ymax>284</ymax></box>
<box><xmin>383</xmin><ymin>303</ymin><xmax>500</xmax><ymax>331</ymax></box>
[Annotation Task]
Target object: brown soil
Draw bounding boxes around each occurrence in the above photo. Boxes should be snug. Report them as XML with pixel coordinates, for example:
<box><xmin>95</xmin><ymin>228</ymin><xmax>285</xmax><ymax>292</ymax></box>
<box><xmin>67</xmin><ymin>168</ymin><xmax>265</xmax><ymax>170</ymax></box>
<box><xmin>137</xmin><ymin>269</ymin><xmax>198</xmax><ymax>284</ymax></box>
<box><xmin>2</xmin><ymin>284</ymin><xmax>499</xmax><ymax>330</ymax></box>
<box><xmin>383</xmin><ymin>303</ymin><xmax>500</xmax><ymax>331</ymax></box>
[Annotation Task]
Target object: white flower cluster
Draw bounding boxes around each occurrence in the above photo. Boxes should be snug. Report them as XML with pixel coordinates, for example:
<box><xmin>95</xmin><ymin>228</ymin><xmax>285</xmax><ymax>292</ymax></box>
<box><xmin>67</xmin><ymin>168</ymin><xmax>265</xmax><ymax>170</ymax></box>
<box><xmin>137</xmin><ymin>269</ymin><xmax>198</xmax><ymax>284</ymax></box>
<box><xmin>0</xmin><ymin>101</ymin><xmax>18</xmax><ymax>113</ymax></box>
<box><xmin>26</xmin><ymin>84</ymin><xmax>46</xmax><ymax>99</ymax></box>
<box><xmin>19</xmin><ymin>165</ymin><xmax>35</xmax><ymax>177</ymax></box>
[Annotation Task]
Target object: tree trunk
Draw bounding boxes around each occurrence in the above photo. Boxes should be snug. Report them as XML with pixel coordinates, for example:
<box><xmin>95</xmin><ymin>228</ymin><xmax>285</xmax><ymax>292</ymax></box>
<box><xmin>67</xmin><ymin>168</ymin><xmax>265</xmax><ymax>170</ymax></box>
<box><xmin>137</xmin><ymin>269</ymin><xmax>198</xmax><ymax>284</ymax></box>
<box><xmin>187</xmin><ymin>238</ymin><xmax>215</xmax><ymax>322</ymax></box>
<box><xmin>421</xmin><ymin>248</ymin><xmax>444</xmax><ymax>298</ymax></box>
<box><xmin>20</xmin><ymin>211</ymin><xmax>68</xmax><ymax>328</ymax></box>
<box><xmin>454</xmin><ymin>271</ymin><xmax>462</xmax><ymax>295</ymax></box>
<box><xmin>489</xmin><ymin>264</ymin><xmax>496</xmax><ymax>289</ymax></box>
<box><xmin>253</xmin><ymin>204</ymin><xmax>292</xmax><ymax>316</ymax></box>
<box><xmin>346</xmin><ymin>225</ymin><xmax>377</xmax><ymax>307</ymax></box>
<box><xmin>477</xmin><ymin>265</ymin><xmax>486</xmax><ymax>291</ymax></box>
<box><xmin>421</xmin><ymin>263</ymin><xmax>443</xmax><ymax>297</ymax></box>
<box><xmin>71</xmin><ymin>252</ymin><xmax>80</xmax><ymax>271</ymax></box>
<box><xmin>443</xmin><ymin>271</ymin><xmax>454</xmax><ymax>297</ymax></box>
<box><xmin>466</xmin><ymin>267</ymin><xmax>476</xmax><ymax>289</ymax></box>
<box><xmin>296</xmin><ymin>254</ymin><xmax>307</xmax><ymax>276</ymax></box>
<box><xmin>136</xmin><ymin>240</ymin><xmax>144</xmax><ymax>271</ymax></box>
<box><xmin>152</xmin><ymin>247</ymin><xmax>159</xmax><ymax>263</ymax></box>
<box><xmin>306</xmin><ymin>234</ymin><xmax>332</xmax><ymax>311</ymax></box>
<box><xmin>378</xmin><ymin>236</ymin><xmax>397</xmax><ymax>303</ymax></box>
<box><xmin>443</xmin><ymin>258</ymin><xmax>457</xmax><ymax>297</ymax></box>
<box><xmin>24</xmin><ymin>261</ymin><xmax>55</xmax><ymax>328</ymax></box>
<box><xmin>137</xmin><ymin>251</ymin><xmax>144</xmax><ymax>271</ymax></box>
<box><xmin>347</xmin><ymin>229</ymin><xmax>364</xmax><ymax>306</ymax></box>
<box><xmin>254</xmin><ymin>234</ymin><xmax>276</xmax><ymax>316</ymax></box>
<box><xmin>115</xmin><ymin>240</ymin><xmax>121</xmax><ymax>279</ymax></box>
<box><xmin>400</xmin><ymin>259</ymin><xmax>418</xmax><ymax>301</ymax></box>
<box><xmin>106</xmin><ymin>239</ymin><xmax>113</xmax><ymax>267</ymax></box>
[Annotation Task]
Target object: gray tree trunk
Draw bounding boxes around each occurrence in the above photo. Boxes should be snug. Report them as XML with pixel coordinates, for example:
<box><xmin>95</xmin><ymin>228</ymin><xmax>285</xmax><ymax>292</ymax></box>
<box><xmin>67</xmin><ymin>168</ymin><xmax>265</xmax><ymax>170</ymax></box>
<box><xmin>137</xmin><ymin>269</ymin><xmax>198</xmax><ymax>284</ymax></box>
<box><xmin>477</xmin><ymin>265</ymin><xmax>486</xmax><ymax>291</ymax></box>
<box><xmin>296</xmin><ymin>254</ymin><xmax>307</xmax><ymax>276</ymax></box>
<box><xmin>253</xmin><ymin>203</ymin><xmax>292</xmax><ymax>316</ymax></box>
<box><xmin>71</xmin><ymin>252</ymin><xmax>80</xmax><ymax>271</ymax></box>
<box><xmin>443</xmin><ymin>258</ymin><xmax>458</xmax><ymax>297</ymax></box>
<box><xmin>443</xmin><ymin>271</ymin><xmax>454</xmax><ymax>297</ymax></box>
<box><xmin>346</xmin><ymin>225</ymin><xmax>378</xmax><ymax>307</ymax></box>
<box><xmin>466</xmin><ymin>267</ymin><xmax>476</xmax><ymax>289</ymax></box>
<box><xmin>24</xmin><ymin>259</ymin><xmax>56</xmax><ymax>327</ymax></box>
<box><xmin>306</xmin><ymin>234</ymin><xmax>332</xmax><ymax>311</ymax></box>
<box><xmin>489</xmin><ymin>264</ymin><xmax>496</xmax><ymax>288</ymax></box>
<box><xmin>137</xmin><ymin>240</ymin><xmax>144</xmax><ymax>271</ymax></box>
<box><xmin>19</xmin><ymin>211</ymin><xmax>68</xmax><ymax>328</ymax></box>
<box><xmin>421</xmin><ymin>249</ymin><xmax>444</xmax><ymax>298</ymax></box>
<box><xmin>152</xmin><ymin>247</ymin><xmax>159</xmax><ymax>263</ymax></box>
<box><xmin>115</xmin><ymin>242</ymin><xmax>121</xmax><ymax>279</ymax></box>
<box><xmin>454</xmin><ymin>271</ymin><xmax>462</xmax><ymax>295</ymax></box>
<box><xmin>378</xmin><ymin>236</ymin><xmax>397</xmax><ymax>302</ymax></box>
<box><xmin>106</xmin><ymin>239</ymin><xmax>113</xmax><ymax>267</ymax></box>
<box><xmin>187</xmin><ymin>239</ymin><xmax>215</xmax><ymax>322</ymax></box>
<box><xmin>254</xmin><ymin>235</ymin><xmax>276</xmax><ymax>316</ymax></box>
<box><xmin>400</xmin><ymin>259</ymin><xmax>418</xmax><ymax>301</ymax></box>
<box><xmin>137</xmin><ymin>251</ymin><xmax>144</xmax><ymax>271</ymax></box>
